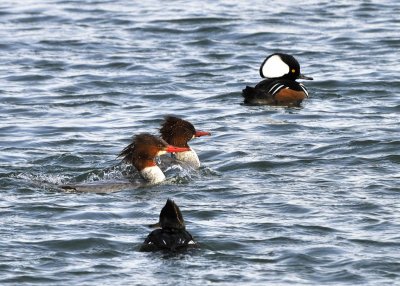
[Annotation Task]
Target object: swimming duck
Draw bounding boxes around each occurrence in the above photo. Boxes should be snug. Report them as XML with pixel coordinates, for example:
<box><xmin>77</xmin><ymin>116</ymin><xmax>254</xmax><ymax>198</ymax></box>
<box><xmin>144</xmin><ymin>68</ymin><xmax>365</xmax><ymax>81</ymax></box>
<box><xmin>242</xmin><ymin>53</ymin><xmax>313</xmax><ymax>107</ymax></box>
<box><xmin>140</xmin><ymin>199</ymin><xmax>196</xmax><ymax>252</ymax></box>
<box><xmin>118</xmin><ymin>133</ymin><xmax>190</xmax><ymax>184</ymax></box>
<box><xmin>160</xmin><ymin>116</ymin><xmax>211</xmax><ymax>169</ymax></box>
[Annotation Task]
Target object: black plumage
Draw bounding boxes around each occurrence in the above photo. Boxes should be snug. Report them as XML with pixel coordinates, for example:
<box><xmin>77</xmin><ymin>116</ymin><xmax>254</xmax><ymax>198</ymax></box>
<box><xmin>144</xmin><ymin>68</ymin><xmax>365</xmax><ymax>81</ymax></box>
<box><xmin>140</xmin><ymin>199</ymin><xmax>196</xmax><ymax>252</ymax></box>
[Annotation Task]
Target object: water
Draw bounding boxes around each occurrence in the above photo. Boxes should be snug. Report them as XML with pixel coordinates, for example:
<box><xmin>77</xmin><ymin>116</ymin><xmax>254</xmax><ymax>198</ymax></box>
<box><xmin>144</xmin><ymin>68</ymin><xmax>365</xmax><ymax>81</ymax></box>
<box><xmin>1</xmin><ymin>0</ymin><xmax>400</xmax><ymax>284</ymax></box>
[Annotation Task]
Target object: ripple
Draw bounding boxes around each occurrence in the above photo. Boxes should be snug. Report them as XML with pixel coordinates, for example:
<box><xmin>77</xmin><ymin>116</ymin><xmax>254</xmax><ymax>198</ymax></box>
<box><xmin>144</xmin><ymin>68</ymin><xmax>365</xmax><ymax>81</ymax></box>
<box><xmin>1</xmin><ymin>0</ymin><xmax>400</xmax><ymax>285</ymax></box>
<box><xmin>5</xmin><ymin>74</ymin><xmax>54</xmax><ymax>82</ymax></box>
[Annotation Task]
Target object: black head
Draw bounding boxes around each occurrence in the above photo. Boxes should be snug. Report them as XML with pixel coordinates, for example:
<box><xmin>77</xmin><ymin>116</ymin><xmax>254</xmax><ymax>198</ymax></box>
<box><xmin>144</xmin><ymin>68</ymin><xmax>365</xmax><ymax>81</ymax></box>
<box><xmin>159</xmin><ymin>199</ymin><xmax>185</xmax><ymax>230</ymax></box>
<box><xmin>259</xmin><ymin>53</ymin><xmax>313</xmax><ymax>81</ymax></box>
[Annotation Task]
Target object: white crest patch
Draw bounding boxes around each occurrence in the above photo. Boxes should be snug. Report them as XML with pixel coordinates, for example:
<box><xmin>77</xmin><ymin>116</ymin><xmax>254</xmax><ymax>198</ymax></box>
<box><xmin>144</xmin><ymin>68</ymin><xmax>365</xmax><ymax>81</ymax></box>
<box><xmin>261</xmin><ymin>55</ymin><xmax>289</xmax><ymax>78</ymax></box>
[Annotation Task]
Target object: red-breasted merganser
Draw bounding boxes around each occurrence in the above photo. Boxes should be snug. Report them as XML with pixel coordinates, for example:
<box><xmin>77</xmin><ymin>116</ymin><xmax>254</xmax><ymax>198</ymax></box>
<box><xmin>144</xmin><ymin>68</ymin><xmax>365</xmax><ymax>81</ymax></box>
<box><xmin>160</xmin><ymin>116</ymin><xmax>211</xmax><ymax>169</ymax></box>
<box><xmin>140</xmin><ymin>199</ymin><xmax>196</xmax><ymax>252</ymax></box>
<box><xmin>242</xmin><ymin>53</ymin><xmax>313</xmax><ymax>107</ymax></box>
<box><xmin>118</xmin><ymin>133</ymin><xmax>190</xmax><ymax>184</ymax></box>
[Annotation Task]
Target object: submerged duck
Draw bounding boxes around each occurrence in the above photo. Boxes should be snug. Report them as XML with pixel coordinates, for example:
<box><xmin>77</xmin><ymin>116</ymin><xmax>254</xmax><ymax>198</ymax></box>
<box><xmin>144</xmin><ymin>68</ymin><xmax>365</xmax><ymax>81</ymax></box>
<box><xmin>118</xmin><ymin>133</ymin><xmax>190</xmax><ymax>184</ymax></box>
<box><xmin>160</xmin><ymin>116</ymin><xmax>211</xmax><ymax>169</ymax></box>
<box><xmin>140</xmin><ymin>199</ymin><xmax>196</xmax><ymax>252</ymax></box>
<box><xmin>242</xmin><ymin>53</ymin><xmax>313</xmax><ymax>107</ymax></box>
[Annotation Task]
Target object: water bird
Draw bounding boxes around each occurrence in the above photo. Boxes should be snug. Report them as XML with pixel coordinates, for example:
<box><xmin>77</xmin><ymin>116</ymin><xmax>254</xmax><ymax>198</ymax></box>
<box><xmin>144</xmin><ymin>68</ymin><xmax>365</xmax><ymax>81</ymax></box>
<box><xmin>118</xmin><ymin>133</ymin><xmax>190</xmax><ymax>184</ymax></box>
<box><xmin>140</xmin><ymin>199</ymin><xmax>196</xmax><ymax>252</ymax></box>
<box><xmin>242</xmin><ymin>53</ymin><xmax>313</xmax><ymax>107</ymax></box>
<box><xmin>160</xmin><ymin>116</ymin><xmax>211</xmax><ymax>169</ymax></box>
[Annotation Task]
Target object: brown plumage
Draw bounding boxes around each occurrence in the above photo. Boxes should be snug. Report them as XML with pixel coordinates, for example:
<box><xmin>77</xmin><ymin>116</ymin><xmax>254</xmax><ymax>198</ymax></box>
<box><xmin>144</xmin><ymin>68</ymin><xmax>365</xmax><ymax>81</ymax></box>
<box><xmin>160</xmin><ymin>116</ymin><xmax>197</xmax><ymax>148</ymax></box>
<box><xmin>118</xmin><ymin>133</ymin><xmax>168</xmax><ymax>171</ymax></box>
<box><xmin>274</xmin><ymin>88</ymin><xmax>307</xmax><ymax>106</ymax></box>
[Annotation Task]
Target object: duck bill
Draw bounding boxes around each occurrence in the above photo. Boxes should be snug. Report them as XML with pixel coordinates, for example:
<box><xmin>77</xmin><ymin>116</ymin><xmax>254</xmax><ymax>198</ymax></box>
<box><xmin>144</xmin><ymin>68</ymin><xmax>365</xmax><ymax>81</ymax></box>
<box><xmin>195</xmin><ymin>130</ymin><xmax>211</xmax><ymax>137</ymax></box>
<box><xmin>298</xmin><ymin>73</ymin><xmax>313</xmax><ymax>80</ymax></box>
<box><xmin>165</xmin><ymin>145</ymin><xmax>191</xmax><ymax>153</ymax></box>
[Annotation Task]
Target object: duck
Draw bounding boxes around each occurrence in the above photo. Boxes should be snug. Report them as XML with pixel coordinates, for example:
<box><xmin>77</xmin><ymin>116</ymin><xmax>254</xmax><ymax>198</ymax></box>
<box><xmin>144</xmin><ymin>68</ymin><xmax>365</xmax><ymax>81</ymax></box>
<box><xmin>160</xmin><ymin>116</ymin><xmax>211</xmax><ymax>169</ymax></box>
<box><xmin>118</xmin><ymin>133</ymin><xmax>190</xmax><ymax>184</ymax></box>
<box><xmin>140</xmin><ymin>198</ymin><xmax>196</xmax><ymax>252</ymax></box>
<box><xmin>242</xmin><ymin>53</ymin><xmax>313</xmax><ymax>107</ymax></box>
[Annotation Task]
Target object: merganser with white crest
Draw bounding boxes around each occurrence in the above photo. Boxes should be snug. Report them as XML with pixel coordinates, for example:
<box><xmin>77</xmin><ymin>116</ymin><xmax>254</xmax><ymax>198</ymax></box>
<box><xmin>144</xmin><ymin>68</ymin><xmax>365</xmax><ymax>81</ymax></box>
<box><xmin>140</xmin><ymin>198</ymin><xmax>196</xmax><ymax>252</ymax></box>
<box><xmin>160</xmin><ymin>116</ymin><xmax>211</xmax><ymax>169</ymax></box>
<box><xmin>242</xmin><ymin>53</ymin><xmax>313</xmax><ymax>107</ymax></box>
<box><xmin>118</xmin><ymin>133</ymin><xmax>190</xmax><ymax>184</ymax></box>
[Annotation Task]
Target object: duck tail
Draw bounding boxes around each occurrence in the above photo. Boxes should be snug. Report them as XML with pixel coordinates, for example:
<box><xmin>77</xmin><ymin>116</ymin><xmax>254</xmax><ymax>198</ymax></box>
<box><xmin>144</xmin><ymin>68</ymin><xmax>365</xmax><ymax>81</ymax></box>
<box><xmin>242</xmin><ymin>86</ymin><xmax>267</xmax><ymax>104</ymax></box>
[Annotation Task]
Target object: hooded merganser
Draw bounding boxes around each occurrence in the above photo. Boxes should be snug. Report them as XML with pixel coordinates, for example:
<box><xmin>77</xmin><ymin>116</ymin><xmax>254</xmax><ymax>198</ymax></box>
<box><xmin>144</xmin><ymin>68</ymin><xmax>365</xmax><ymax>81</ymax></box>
<box><xmin>118</xmin><ymin>133</ymin><xmax>190</xmax><ymax>184</ymax></box>
<box><xmin>140</xmin><ymin>199</ymin><xmax>196</xmax><ymax>252</ymax></box>
<box><xmin>242</xmin><ymin>53</ymin><xmax>313</xmax><ymax>107</ymax></box>
<box><xmin>160</xmin><ymin>116</ymin><xmax>211</xmax><ymax>169</ymax></box>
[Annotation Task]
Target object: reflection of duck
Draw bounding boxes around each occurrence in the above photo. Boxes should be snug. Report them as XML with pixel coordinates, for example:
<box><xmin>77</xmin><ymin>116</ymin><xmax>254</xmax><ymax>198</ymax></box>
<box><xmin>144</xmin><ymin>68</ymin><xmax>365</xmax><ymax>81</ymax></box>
<box><xmin>140</xmin><ymin>199</ymin><xmax>196</xmax><ymax>252</ymax></box>
<box><xmin>242</xmin><ymin>53</ymin><xmax>313</xmax><ymax>107</ymax></box>
<box><xmin>118</xmin><ymin>133</ymin><xmax>190</xmax><ymax>184</ymax></box>
<box><xmin>160</xmin><ymin>116</ymin><xmax>210</xmax><ymax>169</ymax></box>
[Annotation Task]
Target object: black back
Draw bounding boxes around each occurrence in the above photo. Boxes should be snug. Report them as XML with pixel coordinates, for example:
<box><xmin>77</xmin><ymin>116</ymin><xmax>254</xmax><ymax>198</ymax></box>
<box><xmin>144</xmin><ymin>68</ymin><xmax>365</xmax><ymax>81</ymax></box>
<box><xmin>140</xmin><ymin>228</ymin><xmax>195</xmax><ymax>252</ymax></box>
<box><xmin>255</xmin><ymin>78</ymin><xmax>308</xmax><ymax>96</ymax></box>
<box><xmin>140</xmin><ymin>199</ymin><xmax>196</xmax><ymax>252</ymax></box>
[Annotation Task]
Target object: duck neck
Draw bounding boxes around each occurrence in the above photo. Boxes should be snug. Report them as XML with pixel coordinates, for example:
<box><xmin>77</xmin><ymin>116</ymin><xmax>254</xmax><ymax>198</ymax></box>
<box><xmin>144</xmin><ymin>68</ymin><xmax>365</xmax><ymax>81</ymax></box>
<box><xmin>173</xmin><ymin>148</ymin><xmax>200</xmax><ymax>169</ymax></box>
<box><xmin>140</xmin><ymin>165</ymin><xmax>166</xmax><ymax>184</ymax></box>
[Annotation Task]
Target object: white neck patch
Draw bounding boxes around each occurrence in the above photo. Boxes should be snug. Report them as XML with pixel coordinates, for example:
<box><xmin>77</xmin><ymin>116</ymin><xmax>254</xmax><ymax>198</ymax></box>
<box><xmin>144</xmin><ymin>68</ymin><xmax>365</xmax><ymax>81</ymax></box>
<box><xmin>261</xmin><ymin>55</ymin><xmax>289</xmax><ymax>78</ymax></box>
<box><xmin>174</xmin><ymin>149</ymin><xmax>200</xmax><ymax>169</ymax></box>
<box><xmin>140</xmin><ymin>166</ymin><xmax>165</xmax><ymax>184</ymax></box>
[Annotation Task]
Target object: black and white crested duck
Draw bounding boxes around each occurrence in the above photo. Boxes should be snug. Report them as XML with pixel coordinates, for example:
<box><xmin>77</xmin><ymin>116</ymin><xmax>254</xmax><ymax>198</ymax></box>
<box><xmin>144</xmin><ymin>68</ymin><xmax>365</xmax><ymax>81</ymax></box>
<box><xmin>242</xmin><ymin>53</ymin><xmax>313</xmax><ymax>107</ymax></box>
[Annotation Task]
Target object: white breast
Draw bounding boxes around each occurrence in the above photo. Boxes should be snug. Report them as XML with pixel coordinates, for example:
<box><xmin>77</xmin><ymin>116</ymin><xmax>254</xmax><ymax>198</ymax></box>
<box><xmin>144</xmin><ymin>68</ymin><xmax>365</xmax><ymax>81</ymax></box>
<box><xmin>140</xmin><ymin>166</ymin><xmax>166</xmax><ymax>184</ymax></box>
<box><xmin>173</xmin><ymin>149</ymin><xmax>201</xmax><ymax>169</ymax></box>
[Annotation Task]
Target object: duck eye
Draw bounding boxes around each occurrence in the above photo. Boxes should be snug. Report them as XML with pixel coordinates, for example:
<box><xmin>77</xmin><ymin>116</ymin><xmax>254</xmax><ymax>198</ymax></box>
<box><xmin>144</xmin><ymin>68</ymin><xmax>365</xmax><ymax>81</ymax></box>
<box><xmin>291</xmin><ymin>69</ymin><xmax>296</xmax><ymax>73</ymax></box>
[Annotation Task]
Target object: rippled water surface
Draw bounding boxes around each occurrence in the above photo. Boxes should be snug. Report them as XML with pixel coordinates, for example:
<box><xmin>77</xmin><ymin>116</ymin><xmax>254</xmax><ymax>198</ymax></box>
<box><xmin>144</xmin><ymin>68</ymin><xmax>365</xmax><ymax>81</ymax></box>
<box><xmin>1</xmin><ymin>0</ymin><xmax>400</xmax><ymax>285</ymax></box>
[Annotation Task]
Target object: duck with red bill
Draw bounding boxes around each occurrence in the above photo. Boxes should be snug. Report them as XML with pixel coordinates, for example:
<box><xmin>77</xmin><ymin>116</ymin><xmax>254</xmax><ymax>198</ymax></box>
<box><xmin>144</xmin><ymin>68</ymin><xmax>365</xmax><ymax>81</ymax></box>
<box><xmin>160</xmin><ymin>116</ymin><xmax>211</xmax><ymax>169</ymax></box>
<box><xmin>119</xmin><ymin>133</ymin><xmax>191</xmax><ymax>184</ymax></box>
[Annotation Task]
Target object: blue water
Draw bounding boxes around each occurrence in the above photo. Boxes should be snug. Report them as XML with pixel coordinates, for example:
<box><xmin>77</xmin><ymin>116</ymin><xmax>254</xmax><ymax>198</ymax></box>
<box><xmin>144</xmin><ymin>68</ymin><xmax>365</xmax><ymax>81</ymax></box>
<box><xmin>1</xmin><ymin>1</ymin><xmax>400</xmax><ymax>285</ymax></box>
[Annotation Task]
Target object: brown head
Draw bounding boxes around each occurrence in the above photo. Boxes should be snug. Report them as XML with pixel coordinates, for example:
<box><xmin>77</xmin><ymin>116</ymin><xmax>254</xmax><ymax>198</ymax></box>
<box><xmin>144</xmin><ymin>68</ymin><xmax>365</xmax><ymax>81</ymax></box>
<box><xmin>160</xmin><ymin>116</ymin><xmax>211</xmax><ymax>148</ymax></box>
<box><xmin>159</xmin><ymin>199</ymin><xmax>185</xmax><ymax>230</ymax></box>
<box><xmin>118</xmin><ymin>133</ymin><xmax>190</xmax><ymax>171</ymax></box>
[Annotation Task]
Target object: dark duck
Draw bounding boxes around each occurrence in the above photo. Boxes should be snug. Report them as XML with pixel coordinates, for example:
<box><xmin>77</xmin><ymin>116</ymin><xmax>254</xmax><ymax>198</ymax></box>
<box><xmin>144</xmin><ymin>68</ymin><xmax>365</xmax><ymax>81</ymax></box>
<box><xmin>242</xmin><ymin>53</ymin><xmax>313</xmax><ymax>107</ymax></box>
<box><xmin>140</xmin><ymin>199</ymin><xmax>196</xmax><ymax>252</ymax></box>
